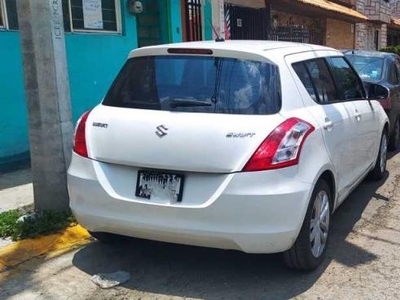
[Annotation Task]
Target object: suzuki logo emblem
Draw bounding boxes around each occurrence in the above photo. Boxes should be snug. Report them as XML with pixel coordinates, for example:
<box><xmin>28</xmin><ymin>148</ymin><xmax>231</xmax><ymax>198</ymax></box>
<box><xmin>155</xmin><ymin>125</ymin><xmax>168</xmax><ymax>138</ymax></box>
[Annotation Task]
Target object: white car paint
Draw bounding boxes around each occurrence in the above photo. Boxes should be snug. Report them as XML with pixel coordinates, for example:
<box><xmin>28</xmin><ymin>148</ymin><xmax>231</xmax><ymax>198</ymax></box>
<box><xmin>285</xmin><ymin>50</ymin><xmax>385</xmax><ymax>205</ymax></box>
<box><xmin>68</xmin><ymin>40</ymin><xmax>388</xmax><ymax>257</ymax></box>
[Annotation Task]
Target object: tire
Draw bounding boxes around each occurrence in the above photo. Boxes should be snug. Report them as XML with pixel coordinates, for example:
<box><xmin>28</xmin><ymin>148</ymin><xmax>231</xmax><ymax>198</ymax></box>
<box><xmin>283</xmin><ymin>179</ymin><xmax>331</xmax><ymax>271</ymax></box>
<box><xmin>88</xmin><ymin>231</ymin><xmax>125</xmax><ymax>244</ymax></box>
<box><xmin>388</xmin><ymin>117</ymin><xmax>400</xmax><ymax>151</ymax></box>
<box><xmin>370</xmin><ymin>131</ymin><xmax>388</xmax><ymax>180</ymax></box>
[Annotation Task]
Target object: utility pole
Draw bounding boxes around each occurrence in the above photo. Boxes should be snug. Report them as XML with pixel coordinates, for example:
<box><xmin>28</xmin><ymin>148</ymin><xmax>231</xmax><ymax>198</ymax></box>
<box><xmin>16</xmin><ymin>0</ymin><xmax>73</xmax><ymax>211</ymax></box>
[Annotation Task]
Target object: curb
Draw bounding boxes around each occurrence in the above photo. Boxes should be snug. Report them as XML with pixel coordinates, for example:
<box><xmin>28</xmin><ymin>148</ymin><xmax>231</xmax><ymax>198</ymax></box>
<box><xmin>0</xmin><ymin>225</ymin><xmax>91</xmax><ymax>272</ymax></box>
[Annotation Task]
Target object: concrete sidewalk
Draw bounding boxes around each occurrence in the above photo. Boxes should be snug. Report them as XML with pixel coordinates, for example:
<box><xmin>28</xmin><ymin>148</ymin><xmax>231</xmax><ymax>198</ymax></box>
<box><xmin>0</xmin><ymin>169</ymin><xmax>33</xmax><ymax>213</ymax></box>
<box><xmin>0</xmin><ymin>169</ymin><xmax>34</xmax><ymax>248</ymax></box>
<box><xmin>0</xmin><ymin>168</ymin><xmax>91</xmax><ymax>272</ymax></box>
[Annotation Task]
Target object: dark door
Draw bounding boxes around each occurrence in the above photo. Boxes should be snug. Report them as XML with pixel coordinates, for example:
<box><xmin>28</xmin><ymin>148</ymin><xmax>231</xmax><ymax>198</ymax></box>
<box><xmin>224</xmin><ymin>4</ymin><xmax>269</xmax><ymax>40</ymax></box>
<box><xmin>137</xmin><ymin>0</ymin><xmax>169</xmax><ymax>47</ymax></box>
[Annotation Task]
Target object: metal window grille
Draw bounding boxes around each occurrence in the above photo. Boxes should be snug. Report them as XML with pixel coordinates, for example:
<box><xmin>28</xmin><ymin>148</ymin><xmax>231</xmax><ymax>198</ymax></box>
<box><xmin>0</xmin><ymin>1</ymin><xmax>4</xmax><ymax>29</ymax></box>
<box><xmin>185</xmin><ymin>0</ymin><xmax>202</xmax><ymax>41</ymax></box>
<box><xmin>224</xmin><ymin>4</ymin><xmax>268</xmax><ymax>40</ymax></box>
<box><xmin>271</xmin><ymin>26</ymin><xmax>323</xmax><ymax>45</ymax></box>
<box><xmin>0</xmin><ymin>0</ymin><xmax>19</xmax><ymax>30</ymax></box>
<box><xmin>65</xmin><ymin>0</ymin><xmax>120</xmax><ymax>33</ymax></box>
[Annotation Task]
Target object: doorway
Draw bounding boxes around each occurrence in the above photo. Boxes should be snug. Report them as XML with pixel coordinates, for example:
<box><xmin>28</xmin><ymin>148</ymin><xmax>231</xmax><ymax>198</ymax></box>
<box><xmin>137</xmin><ymin>0</ymin><xmax>170</xmax><ymax>47</ymax></box>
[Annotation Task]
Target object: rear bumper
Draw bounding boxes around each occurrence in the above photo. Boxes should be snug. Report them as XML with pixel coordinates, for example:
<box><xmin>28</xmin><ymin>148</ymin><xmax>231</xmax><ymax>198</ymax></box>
<box><xmin>68</xmin><ymin>153</ymin><xmax>314</xmax><ymax>253</ymax></box>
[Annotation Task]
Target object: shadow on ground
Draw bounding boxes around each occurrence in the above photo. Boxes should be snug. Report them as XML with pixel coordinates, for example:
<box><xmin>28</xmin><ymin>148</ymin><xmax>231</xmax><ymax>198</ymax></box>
<box><xmin>388</xmin><ymin>147</ymin><xmax>400</xmax><ymax>160</ymax></box>
<box><xmin>69</xmin><ymin>172</ymin><xmax>389</xmax><ymax>299</ymax></box>
<box><xmin>0</xmin><ymin>169</ymin><xmax>32</xmax><ymax>190</ymax></box>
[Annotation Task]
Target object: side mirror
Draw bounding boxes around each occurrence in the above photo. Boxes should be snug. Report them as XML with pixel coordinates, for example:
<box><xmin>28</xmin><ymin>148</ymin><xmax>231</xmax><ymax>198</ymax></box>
<box><xmin>366</xmin><ymin>83</ymin><xmax>391</xmax><ymax>109</ymax></box>
<box><xmin>367</xmin><ymin>83</ymin><xmax>389</xmax><ymax>100</ymax></box>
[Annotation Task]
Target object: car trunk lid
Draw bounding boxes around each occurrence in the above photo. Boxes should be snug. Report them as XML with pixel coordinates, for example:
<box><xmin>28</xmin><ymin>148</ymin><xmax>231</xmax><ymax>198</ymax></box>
<box><xmin>85</xmin><ymin>105</ymin><xmax>286</xmax><ymax>173</ymax></box>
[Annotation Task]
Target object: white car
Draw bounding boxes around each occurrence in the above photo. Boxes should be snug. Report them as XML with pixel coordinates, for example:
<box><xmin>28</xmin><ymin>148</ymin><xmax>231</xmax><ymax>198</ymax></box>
<box><xmin>68</xmin><ymin>40</ymin><xmax>389</xmax><ymax>270</ymax></box>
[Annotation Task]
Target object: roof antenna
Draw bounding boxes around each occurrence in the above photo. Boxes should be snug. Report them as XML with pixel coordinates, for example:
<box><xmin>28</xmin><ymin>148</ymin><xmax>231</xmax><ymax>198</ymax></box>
<box><xmin>208</xmin><ymin>18</ymin><xmax>225</xmax><ymax>42</ymax></box>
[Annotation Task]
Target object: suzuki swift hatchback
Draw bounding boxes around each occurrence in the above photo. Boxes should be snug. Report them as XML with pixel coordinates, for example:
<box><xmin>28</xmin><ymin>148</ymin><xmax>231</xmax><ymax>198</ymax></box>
<box><xmin>68</xmin><ymin>41</ymin><xmax>389</xmax><ymax>270</ymax></box>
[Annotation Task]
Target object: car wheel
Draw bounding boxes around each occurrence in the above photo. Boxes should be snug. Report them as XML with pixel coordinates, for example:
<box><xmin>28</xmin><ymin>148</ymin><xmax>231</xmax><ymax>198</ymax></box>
<box><xmin>370</xmin><ymin>131</ymin><xmax>388</xmax><ymax>180</ymax></box>
<box><xmin>88</xmin><ymin>231</ymin><xmax>125</xmax><ymax>244</ymax></box>
<box><xmin>388</xmin><ymin>117</ymin><xmax>400</xmax><ymax>151</ymax></box>
<box><xmin>283</xmin><ymin>179</ymin><xmax>331</xmax><ymax>271</ymax></box>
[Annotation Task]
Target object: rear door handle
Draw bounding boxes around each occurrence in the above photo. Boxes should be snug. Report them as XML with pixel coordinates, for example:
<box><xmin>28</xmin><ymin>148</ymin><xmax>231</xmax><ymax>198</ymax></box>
<box><xmin>323</xmin><ymin>121</ymin><xmax>333</xmax><ymax>131</ymax></box>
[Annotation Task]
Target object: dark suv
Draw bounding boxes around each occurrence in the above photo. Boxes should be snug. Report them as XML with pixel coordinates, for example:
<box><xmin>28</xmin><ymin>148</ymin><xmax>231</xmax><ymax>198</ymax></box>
<box><xmin>344</xmin><ymin>50</ymin><xmax>400</xmax><ymax>150</ymax></box>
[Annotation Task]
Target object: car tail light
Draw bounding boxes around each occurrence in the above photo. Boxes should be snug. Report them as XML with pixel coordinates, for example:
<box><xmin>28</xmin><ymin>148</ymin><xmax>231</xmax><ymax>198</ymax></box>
<box><xmin>73</xmin><ymin>110</ymin><xmax>91</xmax><ymax>158</ymax></box>
<box><xmin>242</xmin><ymin>118</ymin><xmax>314</xmax><ymax>172</ymax></box>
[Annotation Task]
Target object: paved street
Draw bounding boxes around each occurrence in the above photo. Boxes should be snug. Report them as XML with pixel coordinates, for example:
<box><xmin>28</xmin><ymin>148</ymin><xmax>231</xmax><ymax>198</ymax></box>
<box><xmin>1</xmin><ymin>151</ymin><xmax>400</xmax><ymax>300</ymax></box>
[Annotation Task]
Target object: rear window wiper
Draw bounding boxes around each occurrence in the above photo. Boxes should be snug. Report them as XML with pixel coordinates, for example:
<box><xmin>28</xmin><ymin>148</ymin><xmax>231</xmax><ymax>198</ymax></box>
<box><xmin>168</xmin><ymin>98</ymin><xmax>212</xmax><ymax>108</ymax></box>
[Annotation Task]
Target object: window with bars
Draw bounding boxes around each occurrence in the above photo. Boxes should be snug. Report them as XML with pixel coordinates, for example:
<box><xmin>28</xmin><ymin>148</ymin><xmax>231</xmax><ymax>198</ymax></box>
<box><xmin>0</xmin><ymin>0</ymin><xmax>19</xmax><ymax>30</ymax></box>
<box><xmin>0</xmin><ymin>0</ymin><xmax>121</xmax><ymax>33</ymax></box>
<box><xmin>0</xmin><ymin>1</ymin><xmax>4</xmax><ymax>28</ymax></box>
<box><xmin>63</xmin><ymin>0</ymin><xmax>121</xmax><ymax>33</ymax></box>
<box><xmin>0</xmin><ymin>4</ymin><xmax>4</xmax><ymax>29</ymax></box>
<box><xmin>0</xmin><ymin>0</ymin><xmax>120</xmax><ymax>33</ymax></box>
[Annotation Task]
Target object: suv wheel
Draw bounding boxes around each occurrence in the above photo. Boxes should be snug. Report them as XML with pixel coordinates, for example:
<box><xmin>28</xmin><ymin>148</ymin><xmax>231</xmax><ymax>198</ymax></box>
<box><xmin>284</xmin><ymin>179</ymin><xmax>331</xmax><ymax>271</ymax></box>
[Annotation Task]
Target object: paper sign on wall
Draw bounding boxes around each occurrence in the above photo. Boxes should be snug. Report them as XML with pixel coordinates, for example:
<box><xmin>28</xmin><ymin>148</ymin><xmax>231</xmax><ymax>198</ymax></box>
<box><xmin>83</xmin><ymin>0</ymin><xmax>103</xmax><ymax>29</ymax></box>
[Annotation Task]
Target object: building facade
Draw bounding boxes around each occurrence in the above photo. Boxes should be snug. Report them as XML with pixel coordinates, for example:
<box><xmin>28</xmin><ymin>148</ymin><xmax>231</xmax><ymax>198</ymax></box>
<box><xmin>0</xmin><ymin>0</ymin><xmax>212</xmax><ymax>171</ymax></box>
<box><xmin>387</xmin><ymin>0</ymin><xmax>400</xmax><ymax>47</ymax></box>
<box><xmin>212</xmin><ymin>0</ymin><xmax>400</xmax><ymax>50</ymax></box>
<box><xmin>2</xmin><ymin>0</ymin><xmax>397</xmax><ymax>171</ymax></box>
<box><xmin>355</xmin><ymin>0</ymin><xmax>391</xmax><ymax>50</ymax></box>
<box><xmin>211</xmin><ymin>0</ymin><xmax>368</xmax><ymax>49</ymax></box>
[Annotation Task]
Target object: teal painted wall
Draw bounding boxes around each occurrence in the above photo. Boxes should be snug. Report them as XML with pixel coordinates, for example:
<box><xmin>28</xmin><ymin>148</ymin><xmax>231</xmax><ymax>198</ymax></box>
<box><xmin>65</xmin><ymin>6</ymin><xmax>138</xmax><ymax>122</ymax></box>
<box><xmin>0</xmin><ymin>2</ymin><xmax>138</xmax><ymax>170</ymax></box>
<box><xmin>158</xmin><ymin>0</ymin><xmax>169</xmax><ymax>44</ymax></box>
<box><xmin>0</xmin><ymin>1</ymin><xmax>213</xmax><ymax>170</ymax></box>
<box><xmin>0</xmin><ymin>31</ymin><xmax>28</xmax><ymax>167</ymax></box>
<box><xmin>204</xmin><ymin>0</ymin><xmax>213</xmax><ymax>40</ymax></box>
<box><xmin>169</xmin><ymin>0</ymin><xmax>183</xmax><ymax>42</ymax></box>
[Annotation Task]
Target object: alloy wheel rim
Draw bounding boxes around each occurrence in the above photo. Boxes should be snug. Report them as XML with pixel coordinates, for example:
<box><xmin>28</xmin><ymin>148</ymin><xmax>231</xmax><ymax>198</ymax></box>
<box><xmin>310</xmin><ymin>190</ymin><xmax>330</xmax><ymax>258</ymax></box>
<box><xmin>380</xmin><ymin>134</ymin><xmax>387</xmax><ymax>174</ymax></box>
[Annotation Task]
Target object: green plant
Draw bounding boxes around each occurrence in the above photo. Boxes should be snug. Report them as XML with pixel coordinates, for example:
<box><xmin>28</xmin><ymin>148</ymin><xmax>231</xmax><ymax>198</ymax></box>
<box><xmin>0</xmin><ymin>207</ymin><xmax>75</xmax><ymax>241</ymax></box>
<box><xmin>0</xmin><ymin>210</ymin><xmax>21</xmax><ymax>239</ymax></box>
<box><xmin>380</xmin><ymin>45</ymin><xmax>400</xmax><ymax>55</ymax></box>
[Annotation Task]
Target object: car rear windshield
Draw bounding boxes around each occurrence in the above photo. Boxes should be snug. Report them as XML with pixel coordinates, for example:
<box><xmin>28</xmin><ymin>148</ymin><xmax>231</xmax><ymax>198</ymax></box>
<box><xmin>102</xmin><ymin>55</ymin><xmax>281</xmax><ymax>115</ymax></box>
<box><xmin>345</xmin><ymin>55</ymin><xmax>384</xmax><ymax>81</ymax></box>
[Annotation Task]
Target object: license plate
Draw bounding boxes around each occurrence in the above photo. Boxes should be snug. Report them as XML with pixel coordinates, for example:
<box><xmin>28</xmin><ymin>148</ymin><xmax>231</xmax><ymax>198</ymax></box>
<box><xmin>135</xmin><ymin>170</ymin><xmax>184</xmax><ymax>202</ymax></box>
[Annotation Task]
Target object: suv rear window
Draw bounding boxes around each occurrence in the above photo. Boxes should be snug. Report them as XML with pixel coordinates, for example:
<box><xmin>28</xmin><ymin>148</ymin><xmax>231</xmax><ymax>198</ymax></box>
<box><xmin>103</xmin><ymin>55</ymin><xmax>281</xmax><ymax>115</ymax></box>
<box><xmin>344</xmin><ymin>55</ymin><xmax>384</xmax><ymax>81</ymax></box>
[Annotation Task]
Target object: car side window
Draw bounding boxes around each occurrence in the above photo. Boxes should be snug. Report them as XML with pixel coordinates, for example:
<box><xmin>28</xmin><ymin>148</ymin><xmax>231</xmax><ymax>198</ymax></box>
<box><xmin>394</xmin><ymin>59</ymin><xmax>400</xmax><ymax>85</ymax></box>
<box><xmin>292</xmin><ymin>62</ymin><xmax>318</xmax><ymax>103</ymax></box>
<box><xmin>293</xmin><ymin>58</ymin><xmax>338</xmax><ymax>104</ymax></box>
<box><xmin>388</xmin><ymin>59</ymin><xmax>399</xmax><ymax>85</ymax></box>
<box><xmin>327</xmin><ymin>57</ymin><xmax>365</xmax><ymax>100</ymax></box>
